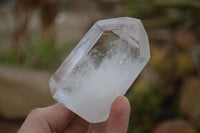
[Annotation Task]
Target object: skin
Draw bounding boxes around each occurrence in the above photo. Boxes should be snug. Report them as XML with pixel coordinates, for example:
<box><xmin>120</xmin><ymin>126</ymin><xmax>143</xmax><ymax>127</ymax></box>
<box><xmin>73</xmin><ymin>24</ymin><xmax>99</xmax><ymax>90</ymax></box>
<box><xmin>18</xmin><ymin>96</ymin><xmax>130</xmax><ymax>133</ymax></box>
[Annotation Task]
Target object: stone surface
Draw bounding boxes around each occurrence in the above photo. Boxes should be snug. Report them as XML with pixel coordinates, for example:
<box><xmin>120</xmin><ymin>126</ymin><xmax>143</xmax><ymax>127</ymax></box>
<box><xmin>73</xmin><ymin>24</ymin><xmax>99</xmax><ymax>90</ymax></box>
<box><xmin>152</xmin><ymin>120</ymin><xmax>197</xmax><ymax>133</ymax></box>
<box><xmin>0</xmin><ymin>65</ymin><xmax>54</xmax><ymax>118</ymax></box>
<box><xmin>49</xmin><ymin>17</ymin><xmax>150</xmax><ymax>123</ymax></box>
<box><xmin>180</xmin><ymin>77</ymin><xmax>200</xmax><ymax>128</ymax></box>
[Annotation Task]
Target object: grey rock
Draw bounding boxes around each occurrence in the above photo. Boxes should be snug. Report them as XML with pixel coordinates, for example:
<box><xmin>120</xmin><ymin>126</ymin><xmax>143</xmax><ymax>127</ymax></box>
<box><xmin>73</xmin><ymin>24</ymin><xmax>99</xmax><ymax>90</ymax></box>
<box><xmin>0</xmin><ymin>65</ymin><xmax>54</xmax><ymax>118</ymax></box>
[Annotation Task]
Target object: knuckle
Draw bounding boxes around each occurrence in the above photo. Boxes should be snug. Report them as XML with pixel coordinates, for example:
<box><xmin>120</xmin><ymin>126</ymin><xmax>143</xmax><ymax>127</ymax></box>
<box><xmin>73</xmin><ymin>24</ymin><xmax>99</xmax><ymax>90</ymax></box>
<box><xmin>28</xmin><ymin>108</ymin><xmax>44</xmax><ymax>118</ymax></box>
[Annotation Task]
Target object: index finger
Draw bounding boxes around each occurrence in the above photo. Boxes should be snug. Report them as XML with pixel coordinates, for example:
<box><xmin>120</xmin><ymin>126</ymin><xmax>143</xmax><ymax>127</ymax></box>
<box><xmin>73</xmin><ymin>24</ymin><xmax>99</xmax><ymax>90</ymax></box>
<box><xmin>41</xmin><ymin>103</ymin><xmax>75</xmax><ymax>132</ymax></box>
<box><xmin>18</xmin><ymin>103</ymin><xmax>75</xmax><ymax>133</ymax></box>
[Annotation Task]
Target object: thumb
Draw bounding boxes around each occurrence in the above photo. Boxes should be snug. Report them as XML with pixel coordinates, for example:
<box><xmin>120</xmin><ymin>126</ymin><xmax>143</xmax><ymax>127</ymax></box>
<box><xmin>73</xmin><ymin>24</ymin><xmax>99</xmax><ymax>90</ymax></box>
<box><xmin>106</xmin><ymin>96</ymin><xmax>131</xmax><ymax>133</ymax></box>
<box><xmin>91</xmin><ymin>96</ymin><xmax>131</xmax><ymax>133</ymax></box>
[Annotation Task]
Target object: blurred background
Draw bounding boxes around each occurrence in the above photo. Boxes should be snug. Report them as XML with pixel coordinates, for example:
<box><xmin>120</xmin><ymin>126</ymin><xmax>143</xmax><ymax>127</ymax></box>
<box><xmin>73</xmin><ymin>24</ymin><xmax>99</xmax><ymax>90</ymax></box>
<box><xmin>0</xmin><ymin>0</ymin><xmax>199</xmax><ymax>133</ymax></box>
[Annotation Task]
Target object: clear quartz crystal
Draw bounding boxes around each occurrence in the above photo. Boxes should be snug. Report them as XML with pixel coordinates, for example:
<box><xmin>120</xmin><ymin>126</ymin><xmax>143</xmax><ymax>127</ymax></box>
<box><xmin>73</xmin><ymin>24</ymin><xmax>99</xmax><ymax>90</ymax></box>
<box><xmin>49</xmin><ymin>17</ymin><xmax>150</xmax><ymax>123</ymax></box>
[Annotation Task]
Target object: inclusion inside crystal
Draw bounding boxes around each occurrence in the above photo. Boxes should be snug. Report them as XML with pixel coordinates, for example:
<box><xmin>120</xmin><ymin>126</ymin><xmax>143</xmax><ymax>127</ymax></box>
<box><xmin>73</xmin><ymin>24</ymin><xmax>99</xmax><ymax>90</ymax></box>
<box><xmin>52</xmin><ymin>31</ymin><xmax>147</xmax><ymax>122</ymax></box>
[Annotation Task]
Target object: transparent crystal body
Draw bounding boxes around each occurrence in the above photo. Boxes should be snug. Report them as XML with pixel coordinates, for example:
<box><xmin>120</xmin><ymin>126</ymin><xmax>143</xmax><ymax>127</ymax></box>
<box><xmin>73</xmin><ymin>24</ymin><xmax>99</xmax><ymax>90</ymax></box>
<box><xmin>49</xmin><ymin>17</ymin><xmax>150</xmax><ymax>123</ymax></box>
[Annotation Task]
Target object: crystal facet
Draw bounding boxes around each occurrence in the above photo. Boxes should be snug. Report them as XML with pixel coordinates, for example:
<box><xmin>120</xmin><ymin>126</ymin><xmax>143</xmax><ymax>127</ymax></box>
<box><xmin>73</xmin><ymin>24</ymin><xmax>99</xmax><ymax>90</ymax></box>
<box><xmin>49</xmin><ymin>17</ymin><xmax>150</xmax><ymax>123</ymax></box>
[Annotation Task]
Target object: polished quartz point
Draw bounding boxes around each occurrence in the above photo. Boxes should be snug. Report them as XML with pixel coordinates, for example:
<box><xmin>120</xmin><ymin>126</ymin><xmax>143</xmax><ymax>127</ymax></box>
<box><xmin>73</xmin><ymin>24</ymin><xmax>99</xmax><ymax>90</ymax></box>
<box><xmin>49</xmin><ymin>17</ymin><xmax>150</xmax><ymax>123</ymax></box>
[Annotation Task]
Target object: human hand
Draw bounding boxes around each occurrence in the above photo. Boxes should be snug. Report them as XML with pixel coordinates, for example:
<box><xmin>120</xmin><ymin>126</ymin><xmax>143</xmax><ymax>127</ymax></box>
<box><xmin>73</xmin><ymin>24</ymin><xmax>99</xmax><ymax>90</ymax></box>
<box><xmin>18</xmin><ymin>96</ymin><xmax>130</xmax><ymax>133</ymax></box>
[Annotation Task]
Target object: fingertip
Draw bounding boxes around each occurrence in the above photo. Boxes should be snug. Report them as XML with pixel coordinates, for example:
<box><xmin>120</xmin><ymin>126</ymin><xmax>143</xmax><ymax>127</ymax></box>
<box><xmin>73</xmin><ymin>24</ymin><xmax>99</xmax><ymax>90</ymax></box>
<box><xmin>111</xmin><ymin>96</ymin><xmax>131</xmax><ymax>116</ymax></box>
